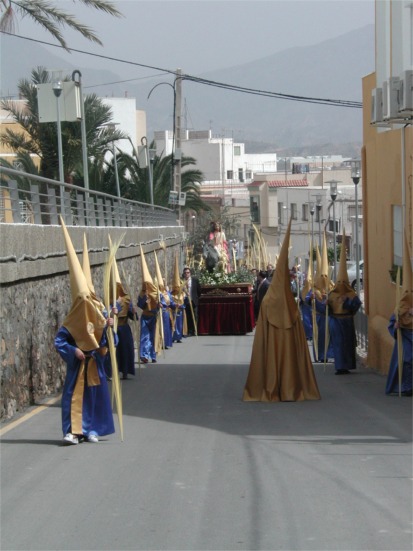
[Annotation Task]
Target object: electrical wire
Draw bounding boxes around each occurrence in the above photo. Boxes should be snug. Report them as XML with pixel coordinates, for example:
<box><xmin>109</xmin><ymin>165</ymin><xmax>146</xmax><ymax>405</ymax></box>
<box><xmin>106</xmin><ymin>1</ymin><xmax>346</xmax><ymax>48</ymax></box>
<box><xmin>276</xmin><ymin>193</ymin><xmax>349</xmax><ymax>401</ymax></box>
<box><xmin>1</xmin><ymin>31</ymin><xmax>362</xmax><ymax>109</ymax></box>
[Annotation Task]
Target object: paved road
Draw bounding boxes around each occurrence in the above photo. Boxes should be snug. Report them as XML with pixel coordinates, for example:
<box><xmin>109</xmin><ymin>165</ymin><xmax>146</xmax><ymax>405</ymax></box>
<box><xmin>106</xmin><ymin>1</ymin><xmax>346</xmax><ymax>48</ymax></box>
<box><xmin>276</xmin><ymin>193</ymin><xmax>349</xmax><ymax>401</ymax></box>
<box><xmin>1</xmin><ymin>334</ymin><xmax>412</xmax><ymax>551</ymax></box>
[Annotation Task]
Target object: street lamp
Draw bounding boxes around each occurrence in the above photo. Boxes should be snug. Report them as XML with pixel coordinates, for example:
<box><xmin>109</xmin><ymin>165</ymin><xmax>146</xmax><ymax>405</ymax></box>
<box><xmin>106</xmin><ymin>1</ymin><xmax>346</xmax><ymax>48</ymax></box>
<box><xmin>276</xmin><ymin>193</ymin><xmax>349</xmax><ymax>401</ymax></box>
<box><xmin>351</xmin><ymin>159</ymin><xmax>361</xmax><ymax>292</ymax></box>
<box><xmin>52</xmin><ymin>80</ymin><xmax>64</xmax><ymax>211</ymax></box>
<box><xmin>72</xmin><ymin>70</ymin><xmax>89</xmax><ymax>193</ymax></box>
<box><xmin>148</xmin><ymin>147</ymin><xmax>156</xmax><ymax>209</ymax></box>
<box><xmin>147</xmin><ymin>78</ymin><xmax>179</xmax><ymax>212</ymax></box>
<box><xmin>140</xmin><ymin>136</ymin><xmax>156</xmax><ymax>208</ymax></box>
<box><xmin>328</xmin><ymin>180</ymin><xmax>338</xmax><ymax>280</ymax></box>
<box><xmin>309</xmin><ymin>201</ymin><xmax>315</xmax><ymax>277</ymax></box>
<box><xmin>316</xmin><ymin>193</ymin><xmax>322</xmax><ymax>249</ymax></box>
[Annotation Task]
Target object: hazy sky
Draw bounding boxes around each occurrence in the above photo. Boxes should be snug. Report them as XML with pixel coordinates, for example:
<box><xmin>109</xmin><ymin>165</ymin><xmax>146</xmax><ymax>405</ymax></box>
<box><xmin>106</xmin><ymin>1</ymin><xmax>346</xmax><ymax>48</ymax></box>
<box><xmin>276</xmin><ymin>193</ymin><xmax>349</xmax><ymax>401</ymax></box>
<box><xmin>12</xmin><ymin>0</ymin><xmax>375</xmax><ymax>78</ymax></box>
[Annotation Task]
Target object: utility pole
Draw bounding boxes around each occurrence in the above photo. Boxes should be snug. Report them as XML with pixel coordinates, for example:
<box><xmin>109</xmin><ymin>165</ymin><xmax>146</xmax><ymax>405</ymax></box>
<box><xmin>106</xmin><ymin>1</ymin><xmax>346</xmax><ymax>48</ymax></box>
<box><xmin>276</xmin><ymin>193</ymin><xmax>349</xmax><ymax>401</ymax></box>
<box><xmin>174</xmin><ymin>68</ymin><xmax>182</xmax><ymax>224</ymax></box>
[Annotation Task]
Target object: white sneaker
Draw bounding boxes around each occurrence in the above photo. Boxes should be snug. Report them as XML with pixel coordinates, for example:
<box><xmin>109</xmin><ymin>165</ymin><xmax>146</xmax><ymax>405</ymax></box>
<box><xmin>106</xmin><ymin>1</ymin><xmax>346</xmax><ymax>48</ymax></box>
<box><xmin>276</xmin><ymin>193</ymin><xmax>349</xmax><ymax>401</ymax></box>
<box><xmin>87</xmin><ymin>434</ymin><xmax>99</xmax><ymax>443</ymax></box>
<box><xmin>63</xmin><ymin>433</ymin><xmax>79</xmax><ymax>445</ymax></box>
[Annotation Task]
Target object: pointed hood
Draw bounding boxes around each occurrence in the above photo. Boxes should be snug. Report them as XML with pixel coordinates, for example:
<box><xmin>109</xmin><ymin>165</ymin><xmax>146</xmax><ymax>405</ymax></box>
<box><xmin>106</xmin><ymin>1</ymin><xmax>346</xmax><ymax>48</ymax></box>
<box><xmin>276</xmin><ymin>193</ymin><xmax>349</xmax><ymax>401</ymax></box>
<box><xmin>108</xmin><ymin>235</ymin><xmax>126</xmax><ymax>298</ymax></box>
<box><xmin>329</xmin><ymin>229</ymin><xmax>357</xmax><ymax>313</ymax></box>
<box><xmin>107</xmin><ymin>235</ymin><xmax>131</xmax><ymax>319</ymax></box>
<box><xmin>140</xmin><ymin>244</ymin><xmax>153</xmax><ymax>285</ymax></box>
<box><xmin>398</xmin><ymin>231</ymin><xmax>413</xmax><ymax>328</ymax></box>
<box><xmin>82</xmin><ymin>233</ymin><xmax>105</xmax><ymax>312</ymax></box>
<box><xmin>140</xmin><ymin>244</ymin><xmax>158</xmax><ymax>310</ymax></box>
<box><xmin>336</xmin><ymin>230</ymin><xmax>350</xmax><ymax>285</ymax></box>
<box><xmin>172</xmin><ymin>254</ymin><xmax>181</xmax><ymax>294</ymax></box>
<box><xmin>82</xmin><ymin>233</ymin><xmax>95</xmax><ymax>295</ymax></box>
<box><xmin>265</xmin><ymin>218</ymin><xmax>299</xmax><ymax>328</ymax></box>
<box><xmin>60</xmin><ymin>217</ymin><xmax>105</xmax><ymax>351</ymax></box>
<box><xmin>171</xmin><ymin>254</ymin><xmax>184</xmax><ymax>305</ymax></box>
<box><xmin>301</xmin><ymin>240</ymin><xmax>313</xmax><ymax>300</ymax></box>
<box><xmin>154</xmin><ymin>251</ymin><xmax>165</xmax><ymax>292</ymax></box>
<box><xmin>314</xmin><ymin>232</ymin><xmax>331</xmax><ymax>294</ymax></box>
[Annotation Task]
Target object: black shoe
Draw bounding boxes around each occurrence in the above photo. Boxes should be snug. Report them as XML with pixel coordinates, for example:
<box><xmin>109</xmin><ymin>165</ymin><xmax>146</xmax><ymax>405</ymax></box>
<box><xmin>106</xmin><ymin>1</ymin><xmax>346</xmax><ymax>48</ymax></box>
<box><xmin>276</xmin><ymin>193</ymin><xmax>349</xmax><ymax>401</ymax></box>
<box><xmin>152</xmin><ymin>359</ymin><xmax>157</xmax><ymax>363</ymax></box>
<box><xmin>401</xmin><ymin>390</ymin><xmax>412</xmax><ymax>397</ymax></box>
<box><xmin>335</xmin><ymin>370</ymin><xmax>351</xmax><ymax>375</ymax></box>
<box><xmin>122</xmin><ymin>374</ymin><xmax>128</xmax><ymax>380</ymax></box>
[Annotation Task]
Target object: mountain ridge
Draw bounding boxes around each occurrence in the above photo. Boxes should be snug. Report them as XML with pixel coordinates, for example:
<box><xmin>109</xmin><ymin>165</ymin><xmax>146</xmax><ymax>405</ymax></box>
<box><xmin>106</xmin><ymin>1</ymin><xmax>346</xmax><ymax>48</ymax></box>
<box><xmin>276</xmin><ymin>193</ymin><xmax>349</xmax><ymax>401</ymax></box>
<box><xmin>1</xmin><ymin>24</ymin><xmax>374</xmax><ymax>155</ymax></box>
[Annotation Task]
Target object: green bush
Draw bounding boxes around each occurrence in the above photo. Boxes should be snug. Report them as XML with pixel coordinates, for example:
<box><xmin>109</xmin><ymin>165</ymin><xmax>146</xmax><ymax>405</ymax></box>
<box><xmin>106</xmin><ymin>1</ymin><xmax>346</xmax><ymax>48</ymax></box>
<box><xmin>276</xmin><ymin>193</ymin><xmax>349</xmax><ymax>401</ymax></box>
<box><xmin>195</xmin><ymin>266</ymin><xmax>254</xmax><ymax>286</ymax></box>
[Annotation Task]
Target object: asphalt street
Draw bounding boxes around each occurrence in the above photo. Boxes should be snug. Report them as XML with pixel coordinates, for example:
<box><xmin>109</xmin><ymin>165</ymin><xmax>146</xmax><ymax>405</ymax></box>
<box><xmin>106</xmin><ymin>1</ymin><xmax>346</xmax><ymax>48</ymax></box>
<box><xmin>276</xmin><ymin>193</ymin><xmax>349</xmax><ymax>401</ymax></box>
<box><xmin>1</xmin><ymin>333</ymin><xmax>412</xmax><ymax>551</ymax></box>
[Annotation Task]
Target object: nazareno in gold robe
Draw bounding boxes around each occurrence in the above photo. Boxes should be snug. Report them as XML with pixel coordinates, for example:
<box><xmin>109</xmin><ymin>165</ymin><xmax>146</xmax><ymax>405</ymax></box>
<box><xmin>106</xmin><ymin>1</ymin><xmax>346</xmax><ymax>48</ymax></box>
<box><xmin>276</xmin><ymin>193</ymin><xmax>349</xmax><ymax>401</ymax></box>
<box><xmin>243</xmin><ymin>217</ymin><xmax>321</xmax><ymax>403</ymax></box>
<box><xmin>242</xmin><ymin>295</ymin><xmax>321</xmax><ymax>402</ymax></box>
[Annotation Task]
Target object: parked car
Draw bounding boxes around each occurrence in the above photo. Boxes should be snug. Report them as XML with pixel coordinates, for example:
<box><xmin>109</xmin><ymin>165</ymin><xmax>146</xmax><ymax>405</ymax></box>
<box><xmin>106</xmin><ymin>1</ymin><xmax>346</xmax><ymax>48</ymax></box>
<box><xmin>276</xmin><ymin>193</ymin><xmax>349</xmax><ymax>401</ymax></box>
<box><xmin>347</xmin><ymin>260</ymin><xmax>364</xmax><ymax>290</ymax></box>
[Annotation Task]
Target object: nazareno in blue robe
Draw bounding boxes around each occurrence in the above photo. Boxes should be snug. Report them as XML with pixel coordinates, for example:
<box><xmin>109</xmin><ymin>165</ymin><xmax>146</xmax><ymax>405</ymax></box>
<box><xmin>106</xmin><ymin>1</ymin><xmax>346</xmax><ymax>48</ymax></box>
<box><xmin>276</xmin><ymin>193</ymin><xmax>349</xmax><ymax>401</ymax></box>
<box><xmin>55</xmin><ymin>326</ymin><xmax>115</xmax><ymax>438</ymax></box>
<box><xmin>328</xmin><ymin>295</ymin><xmax>362</xmax><ymax>372</ymax></box>
<box><xmin>106</xmin><ymin>300</ymin><xmax>136</xmax><ymax>378</ymax></box>
<box><xmin>173</xmin><ymin>303</ymin><xmax>186</xmax><ymax>342</ymax></box>
<box><xmin>300</xmin><ymin>297</ymin><xmax>313</xmax><ymax>340</ymax></box>
<box><xmin>160</xmin><ymin>291</ymin><xmax>175</xmax><ymax>349</ymax></box>
<box><xmin>138</xmin><ymin>294</ymin><xmax>158</xmax><ymax>361</ymax></box>
<box><xmin>385</xmin><ymin>314</ymin><xmax>413</xmax><ymax>395</ymax></box>
<box><xmin>305</xmin><ymin>292</ymin><xmax>334</xmax><ymax>363</ymax></box>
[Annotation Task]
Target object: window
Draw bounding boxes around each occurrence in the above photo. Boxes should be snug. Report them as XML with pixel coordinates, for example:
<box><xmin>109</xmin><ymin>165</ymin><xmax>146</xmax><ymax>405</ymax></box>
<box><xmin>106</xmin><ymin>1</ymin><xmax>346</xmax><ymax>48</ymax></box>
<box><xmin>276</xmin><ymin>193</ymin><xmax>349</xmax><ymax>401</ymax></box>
<box><xmin>302</xmin><ymin>203</ymin><xmax>309</xmax><ymax>221</ymax></box>
<box><xmin>227</xmin><ymin>170</ymin><xmax>233</xmax><ymax>180</ymax></box>
<box><xmin>234</xmin><ymin>146</ymin><xmax>241</xmax><ymax>156</ymax></box>
<box><xmin>393</xmin><ymin>205</ymin><xmax>402</xmax><ymax>265</ymax></box>
<box><xmin>328</xmin><ymin>219</ymin><xmax>339</xmax><ymax>232</ymax></box>
<box><xmin>246</xmin><ymin>170</ymin><xmax>252</xmax><ymax>180</ymax></box>
<box><xmin>238</xmin><ymin>168</ymin><xmax>244</xmax><ymax>182</ymax></box>
<box><xmin>278</xmin><ymin>202</ymin><xmax>284</xmax><ymax>225</ymax></box>
<box><xmin>250</xmin><ymin>197</ymin><xmax>260</xmax><ymax>223</ymax></box>
<box><xmin>347</xmin><ymin>205</ymin><xmax>356</xmax><ymax>221</ymax></box>
<box><xmin>291</xmin><ymin>203</ymin><xmax>297</xmax><ymax>220</ymax></box>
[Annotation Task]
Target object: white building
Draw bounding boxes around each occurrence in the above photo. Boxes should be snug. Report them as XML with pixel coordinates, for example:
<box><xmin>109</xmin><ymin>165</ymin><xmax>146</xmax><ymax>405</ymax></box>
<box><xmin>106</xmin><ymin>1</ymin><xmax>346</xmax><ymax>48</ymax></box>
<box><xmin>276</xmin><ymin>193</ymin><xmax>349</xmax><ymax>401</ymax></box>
<box><xmin>248</xmin><ymin>170</ymin><xmax>363</xmax><ymax>267</ymax></box>
<box><xmin>101</xmin><ymin>97</ymin><xmax>147</xmax><ymax>155</ymax></box>
<box><xmin>154</xmin><ymin>129</ymin><xmax>277</xmax><ymax>185</ymax></box>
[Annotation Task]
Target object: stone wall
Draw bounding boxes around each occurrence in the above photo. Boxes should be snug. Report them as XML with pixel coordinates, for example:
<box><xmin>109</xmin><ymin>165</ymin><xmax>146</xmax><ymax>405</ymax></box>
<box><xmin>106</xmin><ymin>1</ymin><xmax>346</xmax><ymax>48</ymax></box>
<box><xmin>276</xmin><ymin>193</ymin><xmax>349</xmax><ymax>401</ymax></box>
<box><xmin>0</xmin><ymin>223</ymin><xmax>183</xmax><ymax>420</ymax></box>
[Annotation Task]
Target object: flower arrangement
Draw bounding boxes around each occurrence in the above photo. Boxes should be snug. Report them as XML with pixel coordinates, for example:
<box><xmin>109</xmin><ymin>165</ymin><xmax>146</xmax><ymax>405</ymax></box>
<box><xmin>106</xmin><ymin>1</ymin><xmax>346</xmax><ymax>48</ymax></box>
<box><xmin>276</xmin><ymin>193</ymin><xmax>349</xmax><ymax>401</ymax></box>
<box><xmin>195</xmin><ymin>266</ymin><xmax>254</xmax><ymax>286</ymax></box>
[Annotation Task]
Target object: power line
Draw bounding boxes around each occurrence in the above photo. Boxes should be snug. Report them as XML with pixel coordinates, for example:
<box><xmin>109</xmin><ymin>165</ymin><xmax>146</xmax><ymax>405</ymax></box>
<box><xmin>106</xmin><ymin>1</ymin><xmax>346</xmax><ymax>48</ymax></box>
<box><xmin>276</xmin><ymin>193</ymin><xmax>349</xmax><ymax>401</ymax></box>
<box><xmin>2</xmin><ymin>31</ymin><xmax>362</xmax><ymax>108</ymax></box>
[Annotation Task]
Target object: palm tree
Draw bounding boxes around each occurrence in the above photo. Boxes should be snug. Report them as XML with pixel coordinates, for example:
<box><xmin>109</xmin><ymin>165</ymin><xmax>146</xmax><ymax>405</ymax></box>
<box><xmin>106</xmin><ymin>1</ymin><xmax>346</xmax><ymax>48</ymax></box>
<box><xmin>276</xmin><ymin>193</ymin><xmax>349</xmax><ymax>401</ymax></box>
<box><xmin>1</xmin><ymin>66</ymin><xmax>125</xmax><ymax>184</ymax></box>
<box><xmin>114</xmin><ymin>146</ymin><xmax>212</xmax><ymax>214</ymax></box>
<box><xmin>0</xmin><ymin>0</ymin><xmax>121</xmax><ymax>50</ymax></box>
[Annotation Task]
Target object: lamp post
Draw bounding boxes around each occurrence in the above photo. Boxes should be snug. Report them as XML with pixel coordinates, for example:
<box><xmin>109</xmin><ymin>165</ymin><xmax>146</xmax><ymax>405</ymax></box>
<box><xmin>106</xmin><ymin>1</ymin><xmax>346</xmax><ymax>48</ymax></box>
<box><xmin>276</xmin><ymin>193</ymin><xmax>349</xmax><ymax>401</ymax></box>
<box><xmin>351</xmin><ymin>159</ymin><xmax>361</xmax><ymax>293</ymax></box>
<box><xmin>328</xmin><ymin>180</ymin><xmax>338</xmax><ymax>280</ymax></box>
<box><xmin>113</xmin><ymin>141</ymin><xmax>121</xmax><ymax>199</ymax></box>
<box><xmin>147</xmin><ymin>76</ymin><xmax>180</xmax><ymax>215</ymax></box>
<box><xmin>316</xmin><ymin>193</ymin><xmax>322</xmax><ymax>249</ymax></box>
<box><xmin>71</xmin><ymin>71</ymin><xmax>89</xmax><ymax>193</ymax></box>
<box><xmin>309</xmin><ymin>201</ymin><xmax>315</xmax><ymax>277</ymax></box>
<box><xmin>148</xmin><ymin>147</ymin><xmax>156</xmax><ymax>209</ymax></box>
<box><xmin>140</xmin><ymin>136</ymin><xmax>156</xmax><ymax>208</ymax></box>
<box><xmin>52</xmin><ymin>80</ymin><xmax>64</xmax><ymax>211</ymax></box>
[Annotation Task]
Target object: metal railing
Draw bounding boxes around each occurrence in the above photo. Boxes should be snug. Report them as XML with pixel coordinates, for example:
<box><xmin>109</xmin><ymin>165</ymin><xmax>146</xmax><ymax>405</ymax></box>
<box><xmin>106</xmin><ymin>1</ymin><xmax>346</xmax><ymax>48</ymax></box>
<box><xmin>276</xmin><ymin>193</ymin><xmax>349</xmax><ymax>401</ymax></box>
<box><xmin>0</xmin><ymin>167</ymin><xmax>178</xmax><ymax>227</ymax></box>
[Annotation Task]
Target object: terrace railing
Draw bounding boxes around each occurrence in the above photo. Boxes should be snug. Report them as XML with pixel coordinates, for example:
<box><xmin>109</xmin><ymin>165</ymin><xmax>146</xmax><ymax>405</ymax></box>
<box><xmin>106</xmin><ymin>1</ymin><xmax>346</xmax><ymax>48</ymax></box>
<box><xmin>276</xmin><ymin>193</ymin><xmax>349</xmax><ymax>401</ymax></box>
<box><xmin>0</xmin><ymin>167</ymin><xmax>178</xmax><ymax>227</ymax></box>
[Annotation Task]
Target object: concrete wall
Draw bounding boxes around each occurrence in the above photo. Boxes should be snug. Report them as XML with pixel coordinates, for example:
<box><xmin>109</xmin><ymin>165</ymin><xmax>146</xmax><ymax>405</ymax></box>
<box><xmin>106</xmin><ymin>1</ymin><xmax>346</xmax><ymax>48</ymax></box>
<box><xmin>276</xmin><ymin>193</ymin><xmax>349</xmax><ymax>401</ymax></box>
<box><xmin>0</xmin><ymin>223</ymin><xmax>184</xmax><ymax>420</ymax></box>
